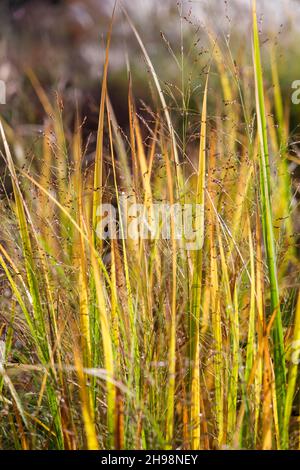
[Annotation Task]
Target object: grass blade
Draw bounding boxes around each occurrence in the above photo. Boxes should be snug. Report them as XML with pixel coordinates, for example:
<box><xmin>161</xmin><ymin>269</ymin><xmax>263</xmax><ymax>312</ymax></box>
<box><xmin>252</xmin><ymin>0</ymin><xmax>286</xmax><ymax>433</ymax></box>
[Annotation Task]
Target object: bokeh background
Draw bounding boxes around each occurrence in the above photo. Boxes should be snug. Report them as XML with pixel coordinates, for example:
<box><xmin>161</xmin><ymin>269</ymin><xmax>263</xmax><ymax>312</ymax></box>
<box><xmin>0</xmin><ymin>0</ymin><xmax>300</xmax><ymax>213</ymax></box>
<box><xmin>1</xmin><ymin>0</ymin><xmax>300</xmax><ymax>126</ymax></box>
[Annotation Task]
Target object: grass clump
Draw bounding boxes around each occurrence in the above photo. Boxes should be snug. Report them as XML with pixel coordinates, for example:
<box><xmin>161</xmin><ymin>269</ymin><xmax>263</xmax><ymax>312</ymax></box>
<box><xmin>0</xmin><ymin>1</ymin><xmax>299</xmax><ymax>450</ymax></box>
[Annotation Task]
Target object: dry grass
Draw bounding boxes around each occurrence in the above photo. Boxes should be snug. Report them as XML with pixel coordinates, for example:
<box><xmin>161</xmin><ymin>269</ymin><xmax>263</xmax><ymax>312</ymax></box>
<box><xmin>0</xmin><ymin>1</ymin><xmax>299</xmax><ymax>450</ymax></box>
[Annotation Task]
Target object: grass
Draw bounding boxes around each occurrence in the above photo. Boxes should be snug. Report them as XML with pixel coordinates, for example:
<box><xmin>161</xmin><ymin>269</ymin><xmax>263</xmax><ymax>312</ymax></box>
<box><xmin>252</xmin><ymin>0</ymin><xmax>286</xmax><ymax>440</ymax></box>
<box><xmin>0</xmin><ymin>1</ymin><xmax>299</xmax><ymax>450</ymax></box>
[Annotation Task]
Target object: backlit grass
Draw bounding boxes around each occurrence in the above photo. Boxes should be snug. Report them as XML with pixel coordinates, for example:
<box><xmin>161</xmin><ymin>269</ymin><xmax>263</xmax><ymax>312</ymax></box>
<box><xmin>0</xmin><ymin>1</ymin><xmax>299</xmax><ymax>450</ymax></box>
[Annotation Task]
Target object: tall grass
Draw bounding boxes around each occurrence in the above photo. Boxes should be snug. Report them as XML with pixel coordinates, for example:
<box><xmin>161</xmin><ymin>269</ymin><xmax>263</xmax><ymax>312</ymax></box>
<box><xmin>0</xmin><ymin>1</ymin><xmax>299</xmax><ymax>450</ymax></box>
<box><xmin>252</xmin><ymin>0</ymin><xmax>286</xmax><ymax>439</ymax></box>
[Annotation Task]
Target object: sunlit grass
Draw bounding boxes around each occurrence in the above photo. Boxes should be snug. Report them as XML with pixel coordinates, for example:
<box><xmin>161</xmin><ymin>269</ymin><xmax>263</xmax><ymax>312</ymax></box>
<box><xmin>0</xmin><ymin>0</ymin><xmax>299</xmax><ymax>450</ymax></box>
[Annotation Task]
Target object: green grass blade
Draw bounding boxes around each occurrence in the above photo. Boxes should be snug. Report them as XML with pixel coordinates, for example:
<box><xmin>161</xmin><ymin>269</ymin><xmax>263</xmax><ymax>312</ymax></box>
<box><xmin>252</xmin><ymin>0</ymin><xmax>286</xmax><ymax>433</ymax></box>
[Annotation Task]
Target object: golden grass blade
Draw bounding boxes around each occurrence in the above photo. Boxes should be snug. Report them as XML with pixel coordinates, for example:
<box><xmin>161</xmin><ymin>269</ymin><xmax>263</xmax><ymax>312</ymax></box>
<box><xmin>92</xmin><ymin>2</ymin><xmax>117</xmax><ymax>246</ymax></box>
<box><xmin>74</xmin><ymin>349</ymin><xmax>99</xmax><ymax>450</ymax></box>
<box><xmin>122</xmin><ymin>6</ymin><xmax>183</xmax><ymax>192</ymax></box>
<box><xmin>190</xmin><ymin>73</ymin><xmax>208</xmax><ymax>450</ymax></box>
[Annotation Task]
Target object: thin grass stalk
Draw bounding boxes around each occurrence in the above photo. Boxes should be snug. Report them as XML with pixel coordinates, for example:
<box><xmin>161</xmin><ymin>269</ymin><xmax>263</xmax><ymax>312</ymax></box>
<box><xmin>92</xmin><ymin>3</ymin><xmax>116</xmax><ymax>246</ymax></box>
<box><xmin>227</xmin><ymin>284</ymin><xmax>239</xmax><ymax>444</ymax></box>
<box><xmin>122</xmin><ymin>6</ymin><xmax>183</xmax><ymax>195</ymax></box>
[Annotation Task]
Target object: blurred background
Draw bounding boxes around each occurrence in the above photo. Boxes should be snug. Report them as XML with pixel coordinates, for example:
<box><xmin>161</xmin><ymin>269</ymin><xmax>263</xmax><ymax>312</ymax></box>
<box><xmin>0</xmin><ymin>0</ymin><xmax>300</xmax><ymax>203</ymax></box>
<box><xmin>1</xmin><ymin>0</ymin><xmax>300</xmax><ymax>126</ymax></box>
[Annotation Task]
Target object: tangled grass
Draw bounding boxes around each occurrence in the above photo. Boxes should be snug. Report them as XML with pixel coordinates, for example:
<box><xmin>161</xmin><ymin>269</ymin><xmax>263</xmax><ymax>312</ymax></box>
<box><xmin>0</xmin><ymin>0</ymin><xmax>299</xmax><ymax>450</ymax></box>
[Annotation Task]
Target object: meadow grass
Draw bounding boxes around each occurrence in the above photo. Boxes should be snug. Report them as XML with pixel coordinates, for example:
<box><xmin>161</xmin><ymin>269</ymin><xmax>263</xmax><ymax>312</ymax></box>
<box><xmin>0</xmin><ymin>0</ymin><xmax>299</xmax><ymax>449</ymax></box>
